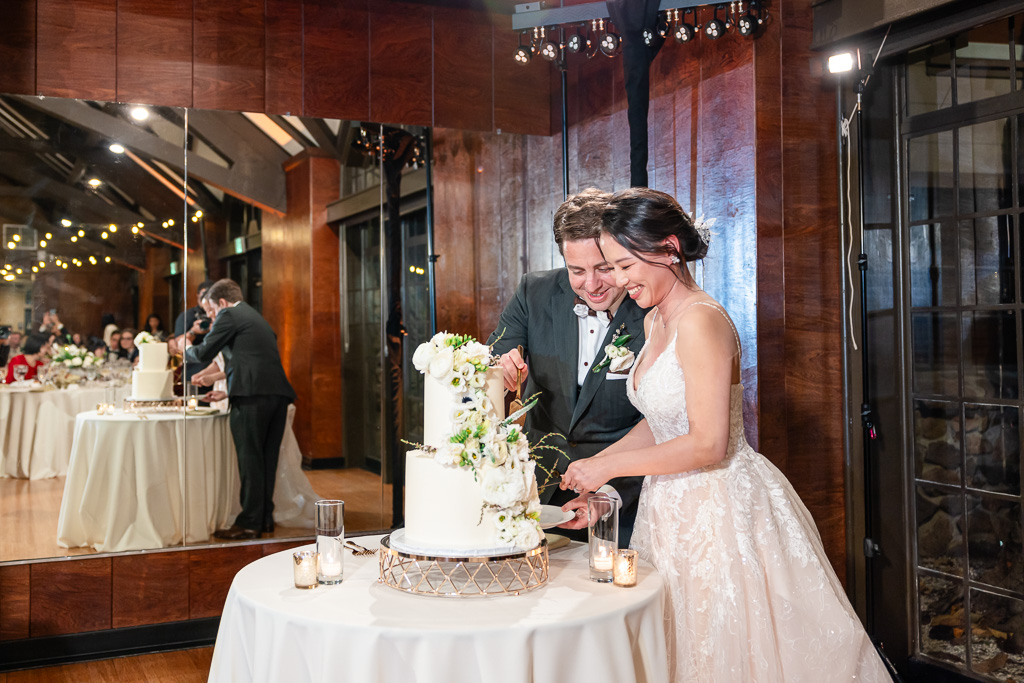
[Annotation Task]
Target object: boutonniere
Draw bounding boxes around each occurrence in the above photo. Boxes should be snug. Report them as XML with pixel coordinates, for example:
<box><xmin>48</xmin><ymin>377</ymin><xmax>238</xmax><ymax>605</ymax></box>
<box><xmin>593</xmin><ymin>324</ymin><xmax>634</xmax><ymax>374</ymax></box>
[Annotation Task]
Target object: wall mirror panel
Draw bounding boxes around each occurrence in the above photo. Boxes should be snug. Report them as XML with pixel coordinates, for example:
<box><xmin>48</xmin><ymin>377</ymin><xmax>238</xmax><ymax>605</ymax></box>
<box><xmin>0</xmin><ymin>95</ymin><xmax>189</xmax><ymax>562</ymax></box>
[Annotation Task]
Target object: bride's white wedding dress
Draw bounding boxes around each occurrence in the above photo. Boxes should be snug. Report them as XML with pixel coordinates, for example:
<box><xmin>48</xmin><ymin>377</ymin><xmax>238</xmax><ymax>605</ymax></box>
<box><xmin>627</xmin><ymin>303</ymin><xmax>889</xmax><ymax>682</ymax></box>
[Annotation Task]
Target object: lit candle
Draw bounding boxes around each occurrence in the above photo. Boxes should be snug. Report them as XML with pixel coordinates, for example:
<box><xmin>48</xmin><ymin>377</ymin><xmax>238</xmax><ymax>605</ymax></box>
<box><xmin>187</xmin><ymin>397</ymin><xmax>198</xmax><ymax>409</ymax></box>
<box><xmin>613</xmin><ymin>549</ymin><xmax>638</xmax><ymax>587</ymax></box>
<box><xmin>293</xmin><ymin>550</ymin><xmax>318</xmax><ymax>589</ymax></box>
<box><xmin>320</xmin><ymin>558</ymin><xmax>342</xmax><ymax>578</ymax></box>
<box><xmin>593</xmin><ymin>551</ymin><xmax>613</xmax><ymax>572</ymax></box>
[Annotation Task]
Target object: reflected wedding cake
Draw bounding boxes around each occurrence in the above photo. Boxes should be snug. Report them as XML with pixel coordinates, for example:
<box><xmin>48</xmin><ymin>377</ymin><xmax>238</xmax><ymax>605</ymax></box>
<box><xmin>403</xmin><ymin>333</ymin><xmax>543</xmax><ymax>554</ymax></box>
<box><xmin>131</xmin><ymin>332</ymin><xmax>173</xmax><ymax>400</ymax></box>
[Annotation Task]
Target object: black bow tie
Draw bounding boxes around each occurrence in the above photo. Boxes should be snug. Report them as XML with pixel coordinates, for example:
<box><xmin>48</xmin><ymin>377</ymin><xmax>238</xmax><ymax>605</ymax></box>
<box><xmin>574</xmin><ymin>297</ymin><xmax>610</xmax><ymax>323</ymax></box>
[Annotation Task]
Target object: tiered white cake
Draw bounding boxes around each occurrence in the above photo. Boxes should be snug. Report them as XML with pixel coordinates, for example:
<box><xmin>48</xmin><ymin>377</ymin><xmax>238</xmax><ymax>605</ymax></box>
<box><xmin>131</xmin><ymin>342</ymin><xmax>172</xmax><ymax>400</ymax></box>
<box><xmin>404</xmin><ymin>334</ymin><xmax>542</xmax><ymax>554</ymax></box>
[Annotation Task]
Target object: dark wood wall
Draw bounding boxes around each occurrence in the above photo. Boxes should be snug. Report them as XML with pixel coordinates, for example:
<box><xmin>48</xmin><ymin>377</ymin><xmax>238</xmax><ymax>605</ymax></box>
<box><xmin>0</xmin><ymin>0</ymin><xmax>551</xmax><ymax>135</ymax></box>
<box><xmin>31</xmin><ymin>268</ymin><xmax>135</xmax><ymax>340</ymax></box>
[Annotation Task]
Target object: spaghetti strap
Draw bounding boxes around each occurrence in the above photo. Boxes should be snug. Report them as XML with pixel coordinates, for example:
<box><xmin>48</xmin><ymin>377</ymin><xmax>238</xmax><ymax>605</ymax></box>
<box><xmin>686</xmin><ymin>301</ymin><xmax>741</xmax><ymax>354</ymax></box>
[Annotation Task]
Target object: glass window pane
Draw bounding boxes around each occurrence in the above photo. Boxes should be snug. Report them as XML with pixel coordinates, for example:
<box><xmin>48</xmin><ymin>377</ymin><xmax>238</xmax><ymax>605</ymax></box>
<box><xmin>917</xmin><ymin>483</ymin><xmax>964</xmax><ymax>576</ymax></box>
<box><xmin>969</xmin><ymin>589</ymin><xmax>1024</xmax><ymax>677</ymax></box>
<box><xmin>958</xmin><ymin>118</ymin><xmax>1012</xmax><ymax>215</ymax></box>
<box><xmin>915</xmin><ymin>400</ymin><xmax>962</xmax><ymax>485</ymax></box>
<box><xmin>962</xmin><ymin>310</ymin><xmax>1018</xmax><ymax>399</ymax></box>
<box><xmin>909</xmin><ymin>132</ymin><xmax>955</xmax><ymax>221</ymax></box>
<box><xmin>954</xmin><ymin>20</ymin><xmax>1012</xmax><ymax>105</ymax></box>
<box><xmin>960</xmin><ymin>216</ymin><xmax>1016</xmax><ymax>305</ymax></box>
<box><xmin>910</xmin><ymin>223</ymin><xmax>958</xmax><ymax>307</ymax></box>
<box><xmin>912</xmin><ymin>313</ymin><xmax>960</xmax><ymax>395</ymax></box>
<box><xmin>919</xmin><ymin>573</ymin><xmax>966</xmax><ymax>665</ymax></box>
<box><xmin>965</xmin><ymin>404</ymin><xmax>1021</xmax><ymax>495</ymax></box>
<box><xmin>966</xmin><ymin>494</ymin><xmax>1022</xmax><ymax>591</ymax></box>
<box><xmin>907</xmin><ymin>42</ymin><xmax>953</xmax><ymax>117</ymax></box>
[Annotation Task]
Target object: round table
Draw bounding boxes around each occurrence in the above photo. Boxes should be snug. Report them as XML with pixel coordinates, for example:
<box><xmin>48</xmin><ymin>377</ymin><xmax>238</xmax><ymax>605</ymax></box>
<box><xmin>208</xmin><ymin>536</ymin><xmax>669</xmax><ymax>683</ymax></box>
<box><xmin>56</xmin><ymin>410</ymin><xmax>238</xmax><ymax>552</ymax></box>
<box><xmin>0</xmin><ymin>382</ymin><xmax>130</xmax><ymax>479</ymax></box>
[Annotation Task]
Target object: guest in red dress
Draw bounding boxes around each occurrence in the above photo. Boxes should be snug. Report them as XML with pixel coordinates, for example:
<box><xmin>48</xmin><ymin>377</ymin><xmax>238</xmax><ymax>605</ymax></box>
<box><xmin>5</xmin><ymin>334</ymin><xmax>49</xmax><ymax>383</ymax></box>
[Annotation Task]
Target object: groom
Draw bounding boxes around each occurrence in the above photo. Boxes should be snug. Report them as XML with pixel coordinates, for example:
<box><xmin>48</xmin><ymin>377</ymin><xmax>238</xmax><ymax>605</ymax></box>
<box><xmin>488</xmin><ymin>189</ymin><xmax>647</xmax><ymax>545</ymax></box>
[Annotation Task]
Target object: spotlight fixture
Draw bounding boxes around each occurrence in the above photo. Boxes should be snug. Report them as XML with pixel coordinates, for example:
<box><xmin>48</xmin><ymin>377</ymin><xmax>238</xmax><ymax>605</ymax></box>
<box><xmin>87</xmin><ymin>178</ymin><xmax>101</xmax><ymax>187</ymax></box>
<box><xmin>129</xmin><ymin>106</ymin><xmax>149</xmax><ymax>121</ymax></box>
<box><xmin>514</xmin><ymin>31</ymin><xmax>533</xmax><ymax>65</ymax></box>
<box><xmin>109</xmin><ymin>143</ymin><xmax>125</xmax><ymax>154</ymax></box>
<box><xmin>828</xmin><ymin>51</ymin><xmax>856</xmax><ymax>74</ymax></box>
<box><xmin>642</xmin><ymin>28</ymin><xmax>655</xmax><ymax>46</ymax></box>
<box><xmin>674</xmin><ymin>10</ymin><xmax>697</xmax><ymax>44</ymax></box>
<box><xmin>705</xmin><ymin>5</ymin><xmax>727</xmax><ymax>40</ymax></box>
<box><xmin>61</xmin><ymin>219</ymin><xmax>72</xmax><ymax>227</ymax></box>
<box><xmin>567</xmin><ymin>29</ymin><xmax>590</xmax><ymax>54</ymax></box>
<box><xmin>599</xmin><ymin>22</ymin><xmax>620</xmax><ymax>57</ymax></box>
<box><xmin>539</xmin><ymin>30</ymin><xmax>559</xmax><ymax>61</ymax></box>
<box><xmin>656</xmin><ymin>13</ymin><xmax>671</xmax><ymax>38</ymax></box>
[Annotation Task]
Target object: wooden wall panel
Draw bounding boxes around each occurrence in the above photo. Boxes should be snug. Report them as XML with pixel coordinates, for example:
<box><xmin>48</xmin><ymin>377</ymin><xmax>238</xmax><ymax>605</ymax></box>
<box><xmin>303</xmin><ymin>0</ymin><xmax>369</xmax><ymax>121</ymax></box>
<box><xmin>188</xmin><ymin>545</ymin><xmax>262</xmax><ymax>619</ymax></box>
<box><xmin>493</xmin><ymin>19</ymin><xmax>552</xmax><ymax>136</ymax></box>
<box><xmin>369</xmin><ymin>3</ymin><xmax>432</xmax><ymax>127</ymax></box>
<box><xmin>0</xmin><ymin>565</ymin><xmax>30</xmax><ymax>641</ymax></box>
<box><xmin>116</xmin><ymin>0</ymin><xmax>193</xmax><ymax>107</ymax></box>
<box><xmin>30</xmin><ymin>558</ymin><xmax>111</xmax><ymax>636</ymax></box>
<box><xmin>434</xmin><ymin>9</ymin><xmax>493</xmax><ymax>131</ymax></box>
<box><xmin>265</xmin><ymin>0</ymin><xmax>305</xmax><ymax>116</ymax></box>
<box><xmin>192</xmin><ymin>0</ymin><xmax>265</xmax><ymax>112</ymax></box>
<box><xmin>32</xmin><ymin>268</ymin><xmax>136</xmax><ymax>339</ymax></box>
<box><xmin>36</xmin><ymin>0</ymin><xmax>117</xmax><ymax>100</ymax></box>
<box><xmin>112</xmin><ymin>553</ymin><xmax>190</xmax><ymax>628</ymax></box>
<box><xmin>0</xmin><ymin>0</ymin><xmax>36</xmax><ymax>96</ymax></box>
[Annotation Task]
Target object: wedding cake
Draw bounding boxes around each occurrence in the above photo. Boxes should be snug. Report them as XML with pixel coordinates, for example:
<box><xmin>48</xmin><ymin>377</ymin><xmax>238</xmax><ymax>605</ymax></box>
<box><xmin>131</xmin><ymin>333</ymin><xmax>172</xmax><ymax>400</ymax></box>
<box><xmin>403</xmin><ymin>333</ymin><xmax>543</xmax><ymax>554</ymax></box>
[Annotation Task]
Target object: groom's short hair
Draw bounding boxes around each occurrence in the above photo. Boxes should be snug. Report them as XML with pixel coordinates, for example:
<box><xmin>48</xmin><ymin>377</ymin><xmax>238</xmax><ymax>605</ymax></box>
<box><xmin>553</xmin><ymin>188</ymin><xmax>611</xmax><ymax>253</ymax></box>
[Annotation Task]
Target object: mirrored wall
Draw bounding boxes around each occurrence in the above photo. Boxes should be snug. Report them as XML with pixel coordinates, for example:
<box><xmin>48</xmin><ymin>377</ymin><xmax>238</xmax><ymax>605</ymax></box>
<box><xmin>0</xmin><ymin>95</ymin><xmax>429</xmax><ymax>562</ymax></box>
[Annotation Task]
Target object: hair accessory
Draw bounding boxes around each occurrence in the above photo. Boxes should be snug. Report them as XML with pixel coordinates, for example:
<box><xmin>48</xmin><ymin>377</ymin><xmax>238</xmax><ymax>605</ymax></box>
<box><xmin>693</xmin><ymin>214</ymin><xmax>717</xmax><ymax>251</ymax></box>
<box><xmin>669</xmin><ymin>254</ymin><xmax>681</xmax><ymax>264</ymax></box>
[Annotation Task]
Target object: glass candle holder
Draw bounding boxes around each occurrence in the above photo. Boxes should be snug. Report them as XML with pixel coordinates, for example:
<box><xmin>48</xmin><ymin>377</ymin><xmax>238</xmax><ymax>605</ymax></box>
<box><xmin>613</xmin><ymin>549</ymin><xmax>638</xmax><ymax>587</ymax></box>
<box><xmin>293</xmin><ymin>550</ymin><xmax>318</xmax><ymax>589</ymax></box>
<box><xmin>315</xmin><ymin>499</ymin><xmax>345</xmax><ymax>585</ymax></box>
<box><xmin>588</xmin><ymin>493</ymin><xmax>619</xmax><ymax>582</ymax></box>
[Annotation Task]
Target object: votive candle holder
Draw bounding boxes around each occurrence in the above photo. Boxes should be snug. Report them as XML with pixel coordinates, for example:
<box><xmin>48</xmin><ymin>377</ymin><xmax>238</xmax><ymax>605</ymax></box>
<box><xmin>315</xmin><ymin>500</ymin><xmax>344</xmax><ymax>585</ymax></box>
<box><xmin>293</xmin><ymin>550</ymin><xmax>318</xmax><ymax>589</ymax></box>
<box><xmin>588</xmin><ymin>493</ymin><xmax>619</xmax><ymax>583</ymax></box>
<box><xmin>613</xmin><ymin>549</ymin><xmax>638</xmax><ymax>587</ymax></box>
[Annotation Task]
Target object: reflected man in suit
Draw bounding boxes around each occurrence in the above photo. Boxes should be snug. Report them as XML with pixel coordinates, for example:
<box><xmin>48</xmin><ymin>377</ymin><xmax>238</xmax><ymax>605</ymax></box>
<box><xmin>488</xmin><ymin>189</ymin><xmax>647</xmax><ymax>545</ymax></box>
<box><xmin>177</xmin><ymin>278</ymin><xmax>296</xmax><ymax>540</ymax></box>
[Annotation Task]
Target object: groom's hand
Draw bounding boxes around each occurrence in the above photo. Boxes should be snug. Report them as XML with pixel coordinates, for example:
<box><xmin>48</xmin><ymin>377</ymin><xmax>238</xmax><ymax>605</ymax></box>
<box><xmin>499</xmin><ymin>348</ymin><xmax>529</xmax><ymax>392</ymax></box>
<box><xmin>557</xmin><ymin>493</ymin><xmax>591</xmax><ymax>530</ymax></box>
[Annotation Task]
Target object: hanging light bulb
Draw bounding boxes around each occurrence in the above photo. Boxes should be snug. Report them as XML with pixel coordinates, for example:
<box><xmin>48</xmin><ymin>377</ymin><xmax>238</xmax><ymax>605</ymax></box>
<box><xmin>104</xmin><ymin>256</ymin><xmax>111</xmax><ymax>263</ymax></box>
<box><xmin>61</xmin><ymin>219</ymin><xmax>72</xmax><ymax>227</ymax></box>
<box><xmin>39</xmin><ymin>240</ymin><xmax>47</xmax><ymax>248</ymax></box>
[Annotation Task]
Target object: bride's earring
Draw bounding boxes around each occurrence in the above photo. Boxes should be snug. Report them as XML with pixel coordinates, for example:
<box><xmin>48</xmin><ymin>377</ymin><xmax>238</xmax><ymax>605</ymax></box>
<box><xmin>670</xmin><ymin>254</ymin><xmax>680</xmax><ymax>264</ymax></box>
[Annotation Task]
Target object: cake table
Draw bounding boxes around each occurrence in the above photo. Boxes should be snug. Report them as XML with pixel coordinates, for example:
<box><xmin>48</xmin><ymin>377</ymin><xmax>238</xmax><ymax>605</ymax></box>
<box><xmin>208</xmin><ymin>535</ymin><xmax>668</xmax><ymax>683</ymax></box>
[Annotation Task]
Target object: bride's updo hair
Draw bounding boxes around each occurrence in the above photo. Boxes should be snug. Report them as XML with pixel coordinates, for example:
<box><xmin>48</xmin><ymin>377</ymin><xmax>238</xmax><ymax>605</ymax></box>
<box><xmin>601</xmin><ymin>188</ymin><xmax>707</xmax><ymax>270</ymax></box>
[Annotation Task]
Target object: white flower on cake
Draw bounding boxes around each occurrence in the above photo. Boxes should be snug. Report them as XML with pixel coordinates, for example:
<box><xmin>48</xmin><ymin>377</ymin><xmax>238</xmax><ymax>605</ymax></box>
<box><xmin>481</xmin><ymin>466</ymin><xmax>527</xmax><ymax>508</ymax></box>
<box><xmin>134</xmin><ymin>330</ymin><xmax>158</xmax><ymax>346</ymax></box>
<box><xmin>427</xmin><ymin>346</ymin><xmax>455</xmax><ymax>379</ymax></box>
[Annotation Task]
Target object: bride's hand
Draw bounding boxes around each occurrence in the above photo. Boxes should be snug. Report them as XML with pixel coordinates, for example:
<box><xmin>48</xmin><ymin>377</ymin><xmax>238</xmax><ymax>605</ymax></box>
<box><xmin>561</xmin><ymin>456</ymin><xmax>614</xmax><ymax>495</ymax></box>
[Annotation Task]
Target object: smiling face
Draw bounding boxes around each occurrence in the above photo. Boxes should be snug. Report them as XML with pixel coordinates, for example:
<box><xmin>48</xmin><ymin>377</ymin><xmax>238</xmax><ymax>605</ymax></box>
<box><xmin>599</xmin><ymin>234</ymin><xmax>682</xmax><ymax>310</ymax></box>
<box><xmin>563</xmin><ymin>238</ymin><xmax>627</xmax><ymax>313</ymax></box>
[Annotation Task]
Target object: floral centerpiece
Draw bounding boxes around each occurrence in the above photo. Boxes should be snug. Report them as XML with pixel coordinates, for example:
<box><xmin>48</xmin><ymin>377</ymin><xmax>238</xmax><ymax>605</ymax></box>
<box><xmin>51</xmin><ymin>344</ymin><xmax>103</xmax><ymax>369</ymax></box>
<box><xmin>410</xmin><ymin>332</ymin><xmax>550</xmax><ymax>549</ymax></box>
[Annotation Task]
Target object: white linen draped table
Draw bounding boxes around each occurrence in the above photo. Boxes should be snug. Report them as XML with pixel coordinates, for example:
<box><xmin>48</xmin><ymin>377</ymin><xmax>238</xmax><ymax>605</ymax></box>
<box><xmin>208</xmin><ymin>536</ymin><xmax>669</xmax><ymax>683</ymax></box>
<box><xmin>0</xmin><ymin>382</ymin><xmax>130</xmax><ymax>479</ymax></box>
<box><xmin>57</xmin><ymin>407</ymin><xmax>318</xmax><ymax>552</ymax></box>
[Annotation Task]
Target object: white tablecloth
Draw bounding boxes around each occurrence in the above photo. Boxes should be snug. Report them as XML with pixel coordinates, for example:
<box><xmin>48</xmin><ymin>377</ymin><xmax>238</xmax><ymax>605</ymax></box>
<box><xmin>208</xmin><ymin>537</ymin><xmax>669</xmax><ymax>683</ymax></box>
<box><xmin>57</xmin><ymin>407</ymin><xmax>319</xmax><ymax>552</ymax></box>
<box><xmin>0</xmin><ymin>383</ymin><xmax>130</xmax><ymax>479</ymax></box>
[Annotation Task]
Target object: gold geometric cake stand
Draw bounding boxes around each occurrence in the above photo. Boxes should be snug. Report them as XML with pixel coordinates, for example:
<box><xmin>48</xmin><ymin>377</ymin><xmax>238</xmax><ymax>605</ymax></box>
<box><xmin>378</xmin><ymin>535</ymin><xmax>548</xmax><ymax>597</ymax></box>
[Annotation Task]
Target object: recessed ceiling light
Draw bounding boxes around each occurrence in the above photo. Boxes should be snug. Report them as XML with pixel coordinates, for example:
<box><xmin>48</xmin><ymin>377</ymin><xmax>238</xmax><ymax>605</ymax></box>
<box><xmin>109</xmin><ymin>143</ymin><xmax>125</xmax><ymax>154</ymax></box>
<box><xmin>87</xmin><ymin>178</ymin><xmax>102</xmax><ymax>187</ymax></box>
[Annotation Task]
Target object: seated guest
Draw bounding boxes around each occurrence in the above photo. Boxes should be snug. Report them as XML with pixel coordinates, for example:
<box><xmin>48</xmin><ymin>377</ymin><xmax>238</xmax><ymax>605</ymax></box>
<box><xmin>119</xmin><ymin>328</ymin><xmax>139</xmax><ymax>364</ymax></box>
<box><xmin>145</xmin><ymin>313</ymin><xmax>167</xmax><ymax>341</ymax></box>
<box><xmin>88</xmin><ymin>337</ymin><xmax>107</xmax><ymax>358</ymax></box>
<box><xmin>0</xmin><ymin>330</ymin><xmax>23</xmax><ymax>368</ymax></box>
<box><xmin>107</xmin><ymin>330</ymin><xmax>122</xmax><ymax>359</ymax></box>
<box><xmin>101</xmin><ymin>314</ymin><xmax>117</xmax><ymax>347</ymax></box>
<box><xmin>5</xmin><ymin>334</ymin><xmax>49</xmax><ymax>383</ymax></box>
<box><xmin>70</xmin><ymin>332</ymin><xmax>84</xmax><ymax>346</ymax></box>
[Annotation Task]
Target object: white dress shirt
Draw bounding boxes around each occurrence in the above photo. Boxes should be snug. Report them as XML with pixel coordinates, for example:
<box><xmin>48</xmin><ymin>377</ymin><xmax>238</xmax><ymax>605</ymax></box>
<box><xmin>575</xmin><ymin>304</ymin><xmax>612</xmax><ymax>386</ymax></box>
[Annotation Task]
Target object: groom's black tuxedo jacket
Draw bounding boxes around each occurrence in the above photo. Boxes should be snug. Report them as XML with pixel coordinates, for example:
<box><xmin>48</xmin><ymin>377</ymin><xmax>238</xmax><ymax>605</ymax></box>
<box><xmin>488</xmin><ymin>268</ymin><xmax>647</xmax><ymax>544</ymax></box>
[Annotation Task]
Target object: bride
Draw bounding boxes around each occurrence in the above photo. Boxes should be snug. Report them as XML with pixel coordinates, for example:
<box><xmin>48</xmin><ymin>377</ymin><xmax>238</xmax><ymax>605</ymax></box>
<box><xmin>559</xmin><ymin>188</ymin><xmax>890</xmax><ymax>682</ymax></box>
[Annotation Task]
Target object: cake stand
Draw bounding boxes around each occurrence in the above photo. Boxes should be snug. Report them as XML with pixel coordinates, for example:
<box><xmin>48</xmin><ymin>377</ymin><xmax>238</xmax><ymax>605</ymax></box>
<box><xmin>378</xmin><ymin>532</ymin><xmax>549</xmax><ymax>597</ymax></box>
<box><xmin>123</xmin><ymin>397</ymin><xmax>184</xmax><ymax>413</ymax></box>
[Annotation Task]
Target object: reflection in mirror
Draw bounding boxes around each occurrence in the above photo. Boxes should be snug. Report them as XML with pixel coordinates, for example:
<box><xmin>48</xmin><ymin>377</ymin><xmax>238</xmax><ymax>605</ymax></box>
<box><xmin>179</xmin><ymin>112</ymin><xmax>425</xmax><ymax>545</ymax></box>
<box><xmin>0</xmin><ymin>95</ymin><xmax>188</xmax><ymax>561</ymax></box>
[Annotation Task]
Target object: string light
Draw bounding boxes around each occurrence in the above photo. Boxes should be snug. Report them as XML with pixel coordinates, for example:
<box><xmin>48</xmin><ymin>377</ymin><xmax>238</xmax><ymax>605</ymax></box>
<box><xmin>31</xmin><ymin>266</ymin><xmax>37</xmax><ymax>273</ymax></box>
<box><xmin>77</xmin><ymin>229</ymin><xmax>85</xmax><ymax>237</ymax></box>
<box><xmin>109</xmin><ymin>224</ymin><xmax>117</xmax><ymax>233</ymax></box>
<box><xmin>60</xmin><ymin>219</ymin><xmax>71</xmax><ymax>227</ymax></box>
<box><xmin>167</xmin><ymin>219</ymin><xmax>174</xmax><ymax>226</ymax></box>
<box><xmin>45</xmin><ymin>232</ymin><xmax>52</xmax><ymax>239</ymax></box>
<box><xmin>101</xmin><ymin>231</ymin><xmax>108</xmax><ymax>239</ymax></box>
<box><xmin>194</xmin><ymin>211</ymin><xmax>202</xmax><ymax>219</ymax></box>
<box><xmin>131</xmin><ymin>226</ymin><xmax>140</xmax><ymax>234</ymax></box>
<box><xmin>70</xmin><ymin>236</ymin><xmax>78</xmax><ymax>242</ymax></box>
<box><xmin>39</xmin><ymin>240</ymin><xmax>47</xmax><ymax>248</ymax></box>
<box><xmin>104</xmin><ymin>256</ymin><xmax>111</xmax><ymax>263</ymax></box>
<box><xmin>61</xmin><ymin>263</ymin><xmax>68</xmax><ymax>269</ymax></box>
<box><xmin>5</xmin><ymin>242</ymin><xmax>14</xmax><ymax>249</ymax></box>
<box><xmin>88</xmin><ymin>256</ymin><xmax>97</xmax><ymax>264</ymax></box>
<box><xmin>12</xmin><ymin>234</ymin><xmax>20</xmax><ymax>242</ymax></box>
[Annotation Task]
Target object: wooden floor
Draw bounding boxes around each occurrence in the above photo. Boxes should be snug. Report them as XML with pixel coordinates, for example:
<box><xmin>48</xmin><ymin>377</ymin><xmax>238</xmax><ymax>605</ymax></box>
<box><xmin>0</xmin><ymin>468</ymin><xmax>393</xmax><ymax>562</ymax></box>
<box><xmin>0</xmin><ymin>647</ymin><xmax>213</xmax><ymax>682</ymax></box>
